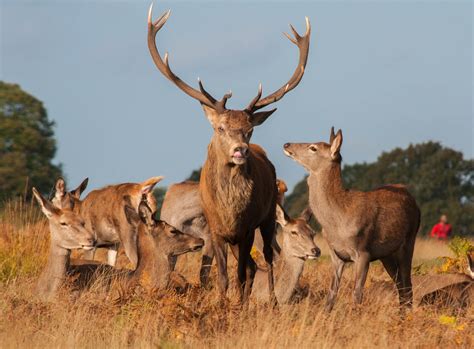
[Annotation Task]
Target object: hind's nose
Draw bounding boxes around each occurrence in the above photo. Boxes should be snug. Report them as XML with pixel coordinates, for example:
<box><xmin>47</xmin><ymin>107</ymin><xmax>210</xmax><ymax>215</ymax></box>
<box><xmin>312</xmin><ymin>247</ymin><xmax>321</xmax><ymax>257</ymax></box>
<box><xmin>284</xmin><ymin>143</ymin><xmax>291</xmax><ymax>148</ymax></box>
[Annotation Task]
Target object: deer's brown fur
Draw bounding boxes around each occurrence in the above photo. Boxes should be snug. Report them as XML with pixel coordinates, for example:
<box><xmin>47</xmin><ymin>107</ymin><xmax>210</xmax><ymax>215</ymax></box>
<box><xmin>284</xmin><ymin>128</ymin><xmax>420</xmax><ymax>311</ymax></box>
<box><xmin>53</xmin><ymin>177</ymin><xmax>163</xmax><ymax>267</ymax></box>
<box><xmin>147</xmin><ymin>3</ymin><xmax>311</xmax><ymax>304</ymax></box>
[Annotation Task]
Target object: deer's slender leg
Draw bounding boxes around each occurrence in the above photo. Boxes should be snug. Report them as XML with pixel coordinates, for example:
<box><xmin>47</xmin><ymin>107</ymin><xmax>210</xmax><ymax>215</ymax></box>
<box><xmin>200</xmin><ymin>239</ymin><xmax>214</xmax><ymax>288</ymax></box>
<box><xmin>325</xmin><ymin>249</ymin><xmax>345</xmax><ymax>312</ymax></box>
<box><xmin>260</xmin><ymin>219</ymin><xmax>277</xmax><ymax>306</ymax></box>
<box><xmin>212</xmin><ymin>235</ymin><xmax>228</xmax><ymax>299</ymax></box>
<box><xmin>107</xmin><ymin>243</ymin><xmax>120</xmax><ymax>267</ymax></box>
<box><xmin>353</xmin><ymin>252</ymin><xmax>370</xmax><ymax>305</ymax></box>
<box><xmin>230</xmin><ymin>232</ymin><xmax>256</xmax><ymax>304</ymax></box>
<box><xmin>397</xmin><ymin>244</ymin><xmax>414</xmax><ymax>308</ymax></box>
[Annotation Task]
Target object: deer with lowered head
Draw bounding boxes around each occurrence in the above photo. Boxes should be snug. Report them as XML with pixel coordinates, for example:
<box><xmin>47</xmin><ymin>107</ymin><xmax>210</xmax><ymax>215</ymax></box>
<box><xmin>161</xmin><ymin>178</ymin><xmax>289</xmax><ymax>288</ymax></box>
<box><xmin>284</xmin><ymin>128</ymin><xmax>420</xmax><ymax>311</ymax></box>
<box><xmin>32</xmin><ymin>188</ymin><xmax>96</xmax><ymax>301</ymax></box>
<box><xmin>52</xmin><ymin>176</ymin><xmax>163</xmax><ymax>268</ymax></box>
<box><xmin>147</xmin><ymin>4</ymin><xmax>311</xmax><ymax>304</ymax></box>
<box><xmin>252</xmin><ymin>205</ymin><xmax>320</xmax><ymax>304</ymax></box>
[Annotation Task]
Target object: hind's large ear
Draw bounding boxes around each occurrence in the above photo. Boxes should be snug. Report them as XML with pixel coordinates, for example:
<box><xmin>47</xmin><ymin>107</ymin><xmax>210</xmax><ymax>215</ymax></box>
<box><xmin>300</xmin><ymin>206</ymin><xmax>313</xmax><ymax>224</ymax></box>
<box><xmin>141</xmin><ymin>176</ymin><xmax>164</xmax><ymax>195</ymax></box>
<box><xmin>330</xmin><ymin>129</ymin><xmax>343</xmax><ymax>160</ymax></box>
<box><xmin>54</xmin><ymin>178</ymin><xmax>66</xmax><ymax>203</ymax></box>
<box><xmin>250</xmin><ymin>109</ymin><xmax>277</xmax><ymax>127</ymax></box>
<box><xmin>33</xmin><ymin>187</ymin><xmax>60</xmax><ymax>218</ymax></box>
<box><xmin>71</xmin><ymin>178</ymin><xmax>89</xmax><ymax>199</ymax></box>
<box><xmin>329</xmin><ymin>126</ymin><xmax>336</xmax><ymax>144</ymax></box>
<box><xmin>138</xmin><ymin>201</ymin><xmax>155</xmax><ymax>227</ymax></box>
<box><xmin>275</xmin><ymin>204</ymin><xmax>289</xmax><ymax>226</ymax></box>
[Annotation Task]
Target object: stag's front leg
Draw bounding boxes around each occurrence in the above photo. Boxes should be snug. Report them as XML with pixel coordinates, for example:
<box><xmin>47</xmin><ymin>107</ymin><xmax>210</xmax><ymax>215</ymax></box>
<box><xmin>353</xmin><ymin>252</ymin><xmax>370</xmax><ymax>305</ymax></box>
<box><xmin>326</xmin><ymin>249</ymin><xmax>345</xmax><ymax>312</ymax></box>
<box><xmin>230</xmin><ymin>233</ymin><xmax>257</xmax><ymax>304</ymax></box>
<box><xmin>212</xmin><ymin>235</ymin><xmax>228</xmax><ymax>299</ymax></box>
<box><xmin>260</xmin><ymin>220</ymin><xmax>277</xmax><ymax>306</ymax></box>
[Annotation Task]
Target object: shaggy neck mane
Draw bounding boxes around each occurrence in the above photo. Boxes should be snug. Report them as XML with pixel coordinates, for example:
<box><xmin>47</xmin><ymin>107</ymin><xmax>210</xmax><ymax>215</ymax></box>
<box><xmin>204</xmin><ymin>141</ymin><xmax>254</xmax><ymax>229</ymax></box>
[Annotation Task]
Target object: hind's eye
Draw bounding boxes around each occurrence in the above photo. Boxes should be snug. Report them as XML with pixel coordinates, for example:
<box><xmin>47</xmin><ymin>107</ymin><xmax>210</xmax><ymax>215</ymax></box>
<box><xmin>60</xmin><ymin>222</ymin><xmax>67</xmax><ymax>226</ymax></box>
<box><xmin>309</xmin><ymin>145</ymin><xmax>317</xmax><ymax>152</ymax></box>
<box><xmin>218</xmin><ymin>126</ymin><xmax>224</xmax><ymax>133</ymax></box>
<box><xmin>291</xmin><ymin>231</ymin><xmax>298</xmax><ymax>236</ymax></box>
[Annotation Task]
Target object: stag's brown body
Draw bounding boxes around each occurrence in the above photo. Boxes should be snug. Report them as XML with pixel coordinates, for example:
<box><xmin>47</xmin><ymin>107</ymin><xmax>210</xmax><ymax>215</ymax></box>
<box><xmin>285</xmin><ymin>128</ymin><xmax>420</xmax><ymax>311</ymax></box>
<box><xmin>147</xmin><ymin>3</ymin><xmax>311</xmax><ymax>304</ymax></box>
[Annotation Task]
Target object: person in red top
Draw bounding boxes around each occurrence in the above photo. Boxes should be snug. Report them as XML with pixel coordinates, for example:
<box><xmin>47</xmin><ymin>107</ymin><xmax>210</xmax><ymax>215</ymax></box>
<box><xmin>430</xmin><ymin>214</ymin><xmax>452</xmax><ymax>240</ymax></box>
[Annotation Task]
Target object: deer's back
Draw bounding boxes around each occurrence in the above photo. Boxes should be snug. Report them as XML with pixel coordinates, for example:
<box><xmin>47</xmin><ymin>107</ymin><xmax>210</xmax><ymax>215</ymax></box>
<box><xmin>79</xmin><ymin>183</ymin><xmax>152</xmax><ymax>245</ymax></box>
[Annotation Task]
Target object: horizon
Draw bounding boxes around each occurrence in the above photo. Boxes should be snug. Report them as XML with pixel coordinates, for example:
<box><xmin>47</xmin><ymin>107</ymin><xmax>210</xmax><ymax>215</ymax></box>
<box><xmin>2</xmin><ymin>0</ymin><xmax>472</xmax><ymax>193</ymax></box>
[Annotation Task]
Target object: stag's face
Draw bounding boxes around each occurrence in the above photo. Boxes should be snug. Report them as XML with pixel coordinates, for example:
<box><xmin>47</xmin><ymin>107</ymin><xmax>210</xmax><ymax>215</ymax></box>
<box><xmin>208</xmin><ymin>109</ymin><xmax>254</xmax><ymax>165</ymax></box>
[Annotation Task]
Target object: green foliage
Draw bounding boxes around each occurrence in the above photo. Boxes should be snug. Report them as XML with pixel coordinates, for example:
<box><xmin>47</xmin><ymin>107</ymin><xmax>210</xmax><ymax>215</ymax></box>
<box><xmin>285</xmin><ymin>142</ymin><xmax>474</xmax><ymax>236</ymax></box>
<box><xmin>0</xmin><ymin>81</ymin><xmax>62</xmax><ymax>201</ymax></box>
<box><xmin>187</xmin><ymin>168</ymin><xmax>202</xmax><ymax>182</ymax></box>
<box><xmin>447</xmin><ymin>237</ymin><xmax>473</xmax><ymax>258</ymax></box>
<box><xmin>152</xmin><ymin>187</ymin><xmax>167</xmax><ymax>219</ymax></box>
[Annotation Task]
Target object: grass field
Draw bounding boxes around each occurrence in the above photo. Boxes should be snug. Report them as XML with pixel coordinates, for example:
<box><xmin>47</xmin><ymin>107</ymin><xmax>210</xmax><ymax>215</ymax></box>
<box><xmin>0</xmin><ymin>201</ymin><xmax>472</xmax><ymax>348</ymax></box>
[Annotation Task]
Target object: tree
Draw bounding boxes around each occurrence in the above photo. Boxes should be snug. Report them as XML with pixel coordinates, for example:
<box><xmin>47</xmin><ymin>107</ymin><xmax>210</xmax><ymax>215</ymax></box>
<box><xmin>285</xmin><ymin>142</ymin><xmax>474</xmax><ymax>236</ymax></box>
<box><xmin>0</xmin><ymin>82</ymin><xmax>62</xmax><ymax>201</ymax></box>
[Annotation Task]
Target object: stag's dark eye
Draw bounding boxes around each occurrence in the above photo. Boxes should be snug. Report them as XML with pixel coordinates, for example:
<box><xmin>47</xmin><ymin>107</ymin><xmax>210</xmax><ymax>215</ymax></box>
<box><xmin>309</xmin><ymin>145</ymin><xmax>318</xmax><ymax>152</ymax></box>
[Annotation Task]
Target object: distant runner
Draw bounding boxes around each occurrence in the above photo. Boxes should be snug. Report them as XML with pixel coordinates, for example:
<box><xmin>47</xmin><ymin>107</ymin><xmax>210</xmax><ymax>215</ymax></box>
<box><xmin>430</xmin><ymin>214</ymin><xmax>452</xmax><ymax>240</ymax></box>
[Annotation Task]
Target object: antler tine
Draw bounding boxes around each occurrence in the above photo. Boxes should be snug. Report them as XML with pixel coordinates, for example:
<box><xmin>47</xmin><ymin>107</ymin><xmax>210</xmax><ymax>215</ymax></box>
<box><xmin>248</xmin><ymin>17</ymin><xmax>311</xmax><ymax>112</ymax></box>
<box><xmin>147</xmin><ymin>3</ymin><xmax>224</xmax><ymax>110</ymax></box>
<box><xmin>246</xmin><ymin>83</ymin><xmax>263</xmax><ymax>112</ymax></box>
<box><xmin>198</xmin><ymin>78</ymin><xmax>217</xmax><ymax>104</ymax></box>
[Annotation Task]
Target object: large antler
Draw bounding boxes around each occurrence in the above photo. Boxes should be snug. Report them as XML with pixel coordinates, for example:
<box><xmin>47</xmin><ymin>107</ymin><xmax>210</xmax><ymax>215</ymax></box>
<box><xmin>246</xmin><ymin>18</ymin><xmax>311</xmax><ymax>113</ymax></box>
<box><xmin>147</xmin><ymin>4</ymin><xmax>231</xmax><ymax>112</ymax></box>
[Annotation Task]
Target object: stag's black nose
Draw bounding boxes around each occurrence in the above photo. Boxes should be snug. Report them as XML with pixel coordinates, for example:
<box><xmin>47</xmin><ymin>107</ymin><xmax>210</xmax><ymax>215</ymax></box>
<box><xmin>284</xmin><ymin>143</ymin><xmax>291</xmax><ymax>148</ymax></box>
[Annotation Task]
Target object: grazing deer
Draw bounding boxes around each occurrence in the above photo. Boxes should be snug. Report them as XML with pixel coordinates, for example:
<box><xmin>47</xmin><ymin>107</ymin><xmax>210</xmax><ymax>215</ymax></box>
<box><xmin>284</xmin><ymin>128</ymin><xmax>420</xmax><ymax>311</ymax></box>
<box><xmin>413</xmin><ymin>253</ymin><xmax>473</xmax><ymax>310</ymax></box>
<box><xmin>252</xmin><ymin>205</ymin><xmax>320</xmax><ymax>304</ymax></box>
<box><xmin>52</xmin><ymin>177</ymin><xmax>163</xmax><ymax>267</ymax></box>
<box><xmin>147</xmin><ymin>4</ymin><xmax>310</xmax><ymax>304</ymax></box>
<box><xmin>32</xmin><ymin>188</ymin><xmax>96</xmax><ymax>300</ymax></box>
<box><xmin>161</xmin><ymin>179</ymin><xmax>289</xmax><ymax>288</ymax></box>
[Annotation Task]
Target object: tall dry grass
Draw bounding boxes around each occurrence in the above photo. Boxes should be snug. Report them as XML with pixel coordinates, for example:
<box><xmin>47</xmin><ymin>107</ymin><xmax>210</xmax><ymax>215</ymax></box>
<box><xmin>0</xmin><ymin>202</ymin><xmax>472</xmax><ymax>348</ymax></box>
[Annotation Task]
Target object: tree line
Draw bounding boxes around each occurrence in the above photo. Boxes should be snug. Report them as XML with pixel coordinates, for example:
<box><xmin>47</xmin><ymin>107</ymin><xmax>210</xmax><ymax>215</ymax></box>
<box><xmin>2</xmin><ymin>82</ymin><xmax>472</xmax><ymax>236</ymax></box>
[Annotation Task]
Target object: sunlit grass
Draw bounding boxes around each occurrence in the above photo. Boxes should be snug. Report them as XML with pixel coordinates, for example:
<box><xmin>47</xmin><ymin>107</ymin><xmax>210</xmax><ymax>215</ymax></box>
<box><xmin>0</xmin><ymin>203</ymin><xmax>472</xmax><ymax>348</ymax></box>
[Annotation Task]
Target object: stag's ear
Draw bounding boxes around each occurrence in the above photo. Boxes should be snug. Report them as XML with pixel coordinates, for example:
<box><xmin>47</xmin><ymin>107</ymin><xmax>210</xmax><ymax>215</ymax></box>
<box><xmin>250</xmin><ymin>108</ymin><xmax>277</xmax><ymax>127</ymax></box>
<box><xmin>300</xmin><ymin>207</ymin><xmax>313</xmax><ymax>224</ymax></box>
<box><xmin>329</xmin><ymin>126</ymin><xmax>336</xmax><ymax>144</ymax></box>
<box><xmin>202</xmin><ymin>105</ymin><xmax>221</xmax><ymax>128</ymax></box>
<box><xmin>138</xmin><ymin>201</ymin><xmax>155</xmax><ymax>227</ymax></box>
<box><xmin>54</xmin><ymin>178</ymin><xmax>66</xmax><ymax>202</ymax></box>
<box><xmin>275</xmin><ymin>204</ymin><xmax>289</xmax><ymax>226</ymax></box>
<box><xmin>141</xmin><ymin>176</ymin><xmax>164</xmax><ymax>195</ymax></box>
<box><xmin>330</xmin><ymin>129</ymin><xmax>343</xmax><ymax>160</ymax></box>
<box><xmin>124</xmin><ymin>205</ymin><xmax>141</xmax><ymax>226</ymax></box>
<box><xmin>33</xmin><ymin>187</ymin><xmax>60</xmax><ymax>218</ymax></box>
<box><xmin>70</xmin><ymin>177</ymin><xmax>89</xmax><ymax>199</ymax></box>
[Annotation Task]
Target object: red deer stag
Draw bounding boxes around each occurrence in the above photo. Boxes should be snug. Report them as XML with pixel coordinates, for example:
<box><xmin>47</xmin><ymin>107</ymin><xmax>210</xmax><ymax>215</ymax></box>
<box><xmin>147</xmin><ymin>4</ymin><xmax>310</xmax><ymax>304</ymax></box>
<box><xmin>284</xmin><ymin>128</ymin><xmax>420</xmax><ymax>311</ymax></box>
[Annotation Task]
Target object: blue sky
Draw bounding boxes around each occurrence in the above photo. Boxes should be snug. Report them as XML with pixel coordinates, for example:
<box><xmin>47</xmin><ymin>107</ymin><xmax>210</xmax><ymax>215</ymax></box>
<box><xmin>1</xmin><ymin>0</ymin><xmax>472</xmax><ymax>192</ymax></box>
